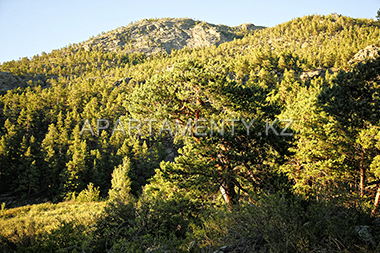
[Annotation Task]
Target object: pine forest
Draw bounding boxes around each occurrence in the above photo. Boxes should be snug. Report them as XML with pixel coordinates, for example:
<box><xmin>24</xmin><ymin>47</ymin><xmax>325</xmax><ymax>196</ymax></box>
<box><xmin>1</xmin><ymin>13</ymin><xmax>380</xmax><ymax>252</ymax></box>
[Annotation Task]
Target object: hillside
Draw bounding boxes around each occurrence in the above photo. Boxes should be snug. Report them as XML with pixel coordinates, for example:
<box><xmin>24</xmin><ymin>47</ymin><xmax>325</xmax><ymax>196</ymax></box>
<box><xmin>1</xmin><ymin>14</ymin><xmax>378</xmax><ymax>92</ymax></box>
<box><xmin>81</xmin><ymin>18</ymin><xmax>263</xmax><ymax>54</ymax></box>
<box><xmin>1</xmin><ymin>14</ymin><xmax>380</xmax><ymax>252</ymax></box>
<box><xmin>0</xmin><ymin>18</ymin><xmax>263</xmax><ymax>92</ymax></box>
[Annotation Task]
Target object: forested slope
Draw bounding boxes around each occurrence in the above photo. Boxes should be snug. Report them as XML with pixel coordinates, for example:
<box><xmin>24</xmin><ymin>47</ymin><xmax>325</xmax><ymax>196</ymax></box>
<box><xmin>1</xmin><ymin>13</ymin><xmax>380</xmax><ymax>252</ymax></box>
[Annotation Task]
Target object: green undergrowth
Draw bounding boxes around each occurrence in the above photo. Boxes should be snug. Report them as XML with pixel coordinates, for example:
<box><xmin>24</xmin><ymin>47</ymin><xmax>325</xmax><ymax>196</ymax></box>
<box><xmin>0</xmin><ymin>192</ymin><xmax>377</xmax><ymax>252</ymax></box>
<box><xmin>0</xmin><ymin>201</ymin><xmax>106</xmax><ymax>252</ymax></box>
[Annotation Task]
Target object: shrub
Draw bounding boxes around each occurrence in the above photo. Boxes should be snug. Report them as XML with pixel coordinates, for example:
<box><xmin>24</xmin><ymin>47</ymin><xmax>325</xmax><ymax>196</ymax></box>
<box><xmin>190</xmin><ymin>193</ymin><xmax>375</xmax><ymax>252</ymax></box>
<box><xmin>90</xmin><ymin>191</ymin><xmax>200</xmax><ymax>252</ymax></box>
<box><xmin>39</xmin><ymin>220</ymin><xmax>87</xmax><ymax>252</ymax></box>
<box><xmin>76</xmin><ymin>183</ymin><xmax>100</xmax><ymax>202</ymax></box>
<box><xmin>108</xmin><ymin>157</ymin><xmax>132</xmax><ymax>203</ymax></box>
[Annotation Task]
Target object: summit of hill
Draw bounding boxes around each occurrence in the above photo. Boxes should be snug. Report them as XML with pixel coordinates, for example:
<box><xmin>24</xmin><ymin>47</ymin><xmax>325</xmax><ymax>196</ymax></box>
<box><xmin>81</xmin><ymin>17</ymin><xmax>264</xmax><ymax>55</ymax></box>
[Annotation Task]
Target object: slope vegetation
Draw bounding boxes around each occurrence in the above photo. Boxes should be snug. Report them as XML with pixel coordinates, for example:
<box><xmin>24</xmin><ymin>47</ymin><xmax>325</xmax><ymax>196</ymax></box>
<box><xmin>1</xmin><ymin>14</ymin><xmax>380</xmax><ymax>252</ymax></box>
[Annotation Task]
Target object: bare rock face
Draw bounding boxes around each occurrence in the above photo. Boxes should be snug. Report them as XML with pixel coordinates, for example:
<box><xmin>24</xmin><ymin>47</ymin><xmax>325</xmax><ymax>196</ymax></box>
<box><xmin>236</xmin><ymin>23</ymin><xmax>261</xmax><ymax>32</ymax></box>
<box><xmin>348</xmin><ymin>45</ymin><xmax>380</xmax><ymax>65</ymax></box>
<box><xmin>81</xmin><ymin>18</ymin><xmax>265</xmax><ymax>55</ymax></box>
<box><xmin>300</xmin><ymin>68</ymin><xmax>324</xmax><ymax>80</ymax></box>
<box><xmin>328</xmin><ymin>13</ymin><xmax>341</xmax><ymax>21</ymax></box>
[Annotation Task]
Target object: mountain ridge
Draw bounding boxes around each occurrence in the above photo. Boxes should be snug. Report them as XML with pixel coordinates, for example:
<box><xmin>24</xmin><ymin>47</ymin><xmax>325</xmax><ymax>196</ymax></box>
<box><xmin>80</xmin><ymin>17</ymin><xmax>265</xmax><ymax>55</ymax></box>
<box><xmin>1</xmin><ymin>14</ymin><xmax>379</xmax><ymax>93</ymax></box>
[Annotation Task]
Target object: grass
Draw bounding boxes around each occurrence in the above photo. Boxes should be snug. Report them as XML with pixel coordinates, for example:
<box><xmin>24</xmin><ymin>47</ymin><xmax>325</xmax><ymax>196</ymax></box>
<box><xmin>0</xmin><ymin>200</ymin><xmax>106</xmax><ymax>252</ymax></box>
<box><xmin>0</xmin><ymin>193</ymin><xmax>377</xmax><ymax>252</ymax></box>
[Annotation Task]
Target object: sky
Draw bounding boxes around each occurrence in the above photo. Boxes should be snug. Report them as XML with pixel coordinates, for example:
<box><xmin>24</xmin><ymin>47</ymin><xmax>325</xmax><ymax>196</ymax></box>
<box><xmin>0</xmin><ymin>0</ymin><xmax>378</xmax><ymax>63</ymax></box>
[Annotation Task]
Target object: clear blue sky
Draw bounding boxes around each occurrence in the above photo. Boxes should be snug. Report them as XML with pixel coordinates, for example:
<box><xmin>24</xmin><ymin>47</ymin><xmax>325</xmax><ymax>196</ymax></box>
<box><xmin>0</xmin><ymin>0</ymin><xmax>378</xmax><ymax>63</ymax></box>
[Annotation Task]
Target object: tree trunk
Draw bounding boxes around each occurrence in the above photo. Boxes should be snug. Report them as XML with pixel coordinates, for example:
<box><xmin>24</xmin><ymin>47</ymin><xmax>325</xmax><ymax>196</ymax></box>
<box><xmin>220</xmin><ymin>182</ymin><xmax>238</xmax><ymax>210</ymax></box>
<box><xmin>220</xmin><ymin>186</ymin><xmax>229</xmax><ymax>204</ymax></box>
<box><xmin>360</xmin><ymin>150</ymin><xmax>366</xmax><ymax>197</ymax></box>
<box><xmin>372</xmin><ymin>186</ymin><xmax>380</xmax><ymax>216</ymax></box>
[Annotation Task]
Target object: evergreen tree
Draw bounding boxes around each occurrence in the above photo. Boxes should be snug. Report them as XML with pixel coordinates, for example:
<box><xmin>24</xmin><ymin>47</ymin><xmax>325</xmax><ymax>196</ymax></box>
<box><xmin>319</xmin><ymin>56</ymin><xmax>380</xmax><ymax>210</ymax></box>
<box><xmin>108</xmin><ymin>157</ymin><xmax>132</xmax><ymax>203</ymax></box>
<box><xmin>125</xmin><ymin>59</ymin><xmax>289</xmax><ymax>207</ymax></box>
<box><xmin>63</xmin><ymin>125</ymin><xmax>89</xmax><ymax>195</ymax></box>
<box><xmin>41</xmin><ymin>124</ymin><xmax>64</xmax><ymax>197</ymax></box>
<box><xmin>17</xmin><ymin>136</ymin><xmax>40</xmax><ymax>199</ymax></box>
<box><xmin>279</xmin><ymin>77</ymin><xmax>348</xmax><ymax>196</ymax></box>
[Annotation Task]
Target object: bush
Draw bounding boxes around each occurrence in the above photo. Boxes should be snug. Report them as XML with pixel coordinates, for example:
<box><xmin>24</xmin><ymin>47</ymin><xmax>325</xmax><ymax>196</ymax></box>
<box><xmin>0</xmin><ymin>201</ymin><xmax>105</xmax><ymax>252</ymax></box>
<box><xmin>190</xmin><ymin>193</ymin><xmax>375</xmax><ymax>252</ymax></box>
<box><xmin>90</xmin><ymin>191</ymin><xmax>201</xmax><ymax>252</ymax></box>
<box><xmin>108</xmin><ymin>157</ymin><xmax>132</xmax><ymax>203</ymax></box>
<box><xmin>76</xmin><ymin>183</ymin><xmax>100</xmax><ymax>202</ymax></box>
<box><xmin>39</xmin><ymin>220</ymin><xmax>87</xmax><ymax>252</ymax></box>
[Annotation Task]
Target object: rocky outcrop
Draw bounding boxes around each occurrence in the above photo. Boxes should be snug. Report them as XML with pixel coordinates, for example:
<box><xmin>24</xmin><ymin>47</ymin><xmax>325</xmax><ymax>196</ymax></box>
<box><xmin>348</xmin><ymin>45</ymin><xmax>380</xmax><ymax>65</ymax></box>
<box><xmin>81</xmin><ymin>18</ymin><xmax>264</xmax><ymax>55</ymax></box>
<box><xmin>299</xmin><ymin>45</ymin><xmax>380</xmax><ymax>81</ymax></box>
<box><xmin>296</xmin><ymin>68</ymin><xmax>338</xmax><ymax>81</ymax></box>
<box><xmin>300</xmin><ymin>68</ymin><xmax>325</xmax><ymax>80</ymax></box>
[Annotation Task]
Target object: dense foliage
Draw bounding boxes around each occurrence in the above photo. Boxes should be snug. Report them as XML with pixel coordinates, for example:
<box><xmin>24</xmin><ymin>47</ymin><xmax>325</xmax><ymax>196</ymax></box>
<box><xmin>1</xmin><ymin>14</ymin><xmax>380</xmax><ymax>252</ymax></box>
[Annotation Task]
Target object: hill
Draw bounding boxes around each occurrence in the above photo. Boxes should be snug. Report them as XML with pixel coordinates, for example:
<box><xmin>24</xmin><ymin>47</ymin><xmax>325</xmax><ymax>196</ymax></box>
<box><xmin>0</xmin><ymin>18</ymin><xmax>263</xmax><ymax>92</ymax></box>
<box><xmin>1</xmin><ymin>14</ymin><xmax>378</xmax><ymax>92</ymax></box>
<box><xmin>1</xmin><ymin>14</ymin><xmax>380</xmax><ymax>252</ymax></box>
<box><xmin>0</xmin><ymin>13</ymin><xmax>379</xmax><ymax>204</ymax></box>
<box><xmin>81</xmin><ymin>17</ymin><xmax>263</xmax><ymax>54</ymax></box>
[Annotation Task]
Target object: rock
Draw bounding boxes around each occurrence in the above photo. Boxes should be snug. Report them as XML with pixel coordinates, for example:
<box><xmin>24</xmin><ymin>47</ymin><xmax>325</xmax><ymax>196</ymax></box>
<box><xmin>213</xmin><ymin>245</ymin><xmax>234</xmax><ymax>253</ymax></box>
<box><xmin>300</xmin><ymin>68</ymin><xmax>323</xmax><ymax>80</ymax></box>
<box><xmin>81</xmin><ymin>18</ymin><xmax>265</xmax><ymax>55</ymax></box>
<box><xmin>239</xmin><ymin>23</ymin><xmax>255</xmax><ymax>30</ymax></box>
<box><xmin>355</xmin><ymin>225</ymin><xmax>376</xmax><ymax>246</ymax></box>
<box><xmin>236</xmin><ymin>23</ymin><xmax>262</xmax><ymax>33</ymax></box>
<box><xmin>328</xmin><ymin>13</ymin><xmax>341</xmax><ymax>21</ymax></box>
<box><xmin>83</xmin><ymin>44</ymin><xmax>91</xmax><ymax>51</ymax></box>
<box><xmin>164</xmin><ymin>148</ymin><xmax>175</xmax><ymax>162</ymax></box>
<box><xmin>348</xmin><ymin>45</ymin><xmax>380</xmax><ymax>65</ymax></box>
<box><xmin>299</xmin><ymin>68</ymin><xmax>337</xmax><ymax>81</ymax></box>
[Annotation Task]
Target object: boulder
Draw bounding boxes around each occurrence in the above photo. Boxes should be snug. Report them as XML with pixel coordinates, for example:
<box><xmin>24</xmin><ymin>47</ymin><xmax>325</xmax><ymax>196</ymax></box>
<box><xmin>348</xmin><ymin>45</ymin><xmax>380</xmax><ymax>65</ymax></box>
<box><xmin>355</xmin><ymin>225</ymin><xmax>376</xmax><ymax>246</ymax></box>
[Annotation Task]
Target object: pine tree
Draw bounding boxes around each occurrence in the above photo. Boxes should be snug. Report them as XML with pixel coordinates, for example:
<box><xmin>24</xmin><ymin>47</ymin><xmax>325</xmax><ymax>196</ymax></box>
<box><xmin>17</xmin><ymin>136</ymin><xmax>41</xmax><ymax>199</ymax></box>
<box><xmin>41</xmin><ymin>124</ymin><xmax>63</xmax><ymax>196</ymax></box>
<box><xmin>279</xmin><ymin>77</ymin><xmax>348</xmax><ymax>196</ymax></box>
<box><xmin>108</xmin><ymin>157</ymin><xmax>132</xmax><ymax>203</ymax></box>
<box><xmin>317</xmin><ymin>57</ymin><xmax>380</xmax><ymax>207</ymax></box>
<box><xmin>125</xmin><ymin>59</ymin><xmax>289</xmax><ymax>207</ymax></box>
<box><xmin>63</xmin><ymin>125</ymin><xmax>89</xmax><ymax>195</ymax></box>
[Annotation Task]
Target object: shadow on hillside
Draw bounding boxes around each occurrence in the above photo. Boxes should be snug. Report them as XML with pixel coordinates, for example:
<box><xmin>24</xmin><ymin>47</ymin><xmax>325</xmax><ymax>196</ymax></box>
<box><xmin>0</xmin><ymin>71</ymin><xmax>50</xmax><ymax>92</ymax></box>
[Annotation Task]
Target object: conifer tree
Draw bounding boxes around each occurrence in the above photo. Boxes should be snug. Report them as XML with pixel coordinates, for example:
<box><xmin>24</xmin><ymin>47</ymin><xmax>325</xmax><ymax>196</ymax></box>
<box><xmin>63</xmin><ymin>125</ymin><xmax>89</xmax><ymax>194</ymax></box>
<box><xmin>125</xmin><ymin>59</ymin><xmax>289</xmax><ymax>207</ymax></box>
<box><xmin>108</xmin><ymin>157</ymin><xmax>132</xmax><ymax>203</ymax></box>
<box><xmin>319</xmin><ymin>57</ymin><xmax>380</xmax><ymax>207</ymax></box>
<box><xmin>41</xmin><ymin>124</ymin><xmax>64</xmax><ymax>196</ymax></box>
<box><xmin>279</xmin><ymin>77</ymin><xmax>348</xmax><ymax>196</ymax></box>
